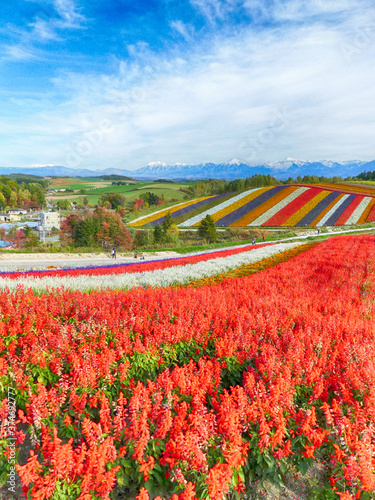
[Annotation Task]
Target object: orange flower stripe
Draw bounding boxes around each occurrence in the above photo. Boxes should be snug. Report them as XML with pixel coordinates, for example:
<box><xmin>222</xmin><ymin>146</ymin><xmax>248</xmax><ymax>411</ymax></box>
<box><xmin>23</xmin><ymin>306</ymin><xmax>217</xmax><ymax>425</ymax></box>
<box><xmin>310</xmin><ymin>193</ymin><xmax>345</xmax><ymax>226</ymax></box>
<box><xmin>129</xmin><ymin>196</ymin><xmax>213</xmax><ymax>227</ymax></box>
<box><xmin>236</xmin><ymin>186</ymin><xmax>299</xmax><ymax>227</ymax></box>
<box><xmin>192</xmin><ymin>187</ymin><xmax>271</xmax><ymax>226</ymax></box>
<box><xmin>282</xmin><ymin>190</ymin><xmax>331</xmax><ymax>227</ymax></box>
<box><xmin>313</xmin><ymin>183</ymin><xmax>375</xmax><ymax>198</ymax></box>
<box><xmin>366</xmin><ymin>201</ymin><xmax>375</xmax><ymax>222</ymax></box>
<box><xmin>359</xmin><ymin>198</ymin><xmax>375</xmax><ymax>223</ymax></box>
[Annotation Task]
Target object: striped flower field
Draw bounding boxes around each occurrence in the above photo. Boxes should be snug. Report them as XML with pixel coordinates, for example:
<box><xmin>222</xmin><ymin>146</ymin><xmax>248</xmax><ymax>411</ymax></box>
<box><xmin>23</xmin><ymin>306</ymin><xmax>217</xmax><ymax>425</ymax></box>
<box><xmin>129</xmin><ymin>183</ymin><xmax>375</xmax><ymax>228</ymax></box>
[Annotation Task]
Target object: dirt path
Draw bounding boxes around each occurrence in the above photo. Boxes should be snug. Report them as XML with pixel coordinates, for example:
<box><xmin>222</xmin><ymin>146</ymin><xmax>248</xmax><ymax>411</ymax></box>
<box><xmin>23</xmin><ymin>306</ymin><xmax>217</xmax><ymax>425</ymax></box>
<box><xmin>0</xmin><ymin>251</ymin><xmax>180</xmax><ymax>271</ymax></box>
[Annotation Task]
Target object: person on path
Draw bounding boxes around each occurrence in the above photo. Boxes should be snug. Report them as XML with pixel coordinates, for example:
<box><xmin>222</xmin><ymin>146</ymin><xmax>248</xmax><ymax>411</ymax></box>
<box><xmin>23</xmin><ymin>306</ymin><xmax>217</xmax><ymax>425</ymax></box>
<box><xmin>112</xmin><ymin>247</ymin><xmax>116</xmax><ymax>259</ymax></box>
<box><xmin>134</xmin><ymin>250</ymin><xmax>138</xmax><ymax>259</ymax></box>
<box><xmin>252</xmin><ymin>238</ymin><xmax>255</xmax><ymax>245</ymax></box>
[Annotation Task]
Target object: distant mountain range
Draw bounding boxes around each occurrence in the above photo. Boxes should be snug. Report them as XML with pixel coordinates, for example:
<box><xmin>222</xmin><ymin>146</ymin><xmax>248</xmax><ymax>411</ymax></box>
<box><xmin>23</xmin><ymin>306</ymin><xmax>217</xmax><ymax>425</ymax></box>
<box><xmin>0</xmin><ymin>158</ymin><xmax>374</xmax><ymax>181</ymax></box>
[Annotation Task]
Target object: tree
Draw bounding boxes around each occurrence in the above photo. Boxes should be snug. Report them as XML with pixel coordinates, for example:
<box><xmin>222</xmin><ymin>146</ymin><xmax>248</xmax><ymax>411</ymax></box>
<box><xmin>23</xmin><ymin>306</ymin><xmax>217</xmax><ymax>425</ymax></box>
<box><xmin>132</xmin><ymin>199</ymin><xmax>144</xmax><ymax>212</ymax></box>
<box><xmin>198</xmin><ymin>215</ymin><xmax>217</xmax><ymax>243</ymax></box>
<box><xmin>0</xmin><ymin>192</ymin><xmax>6</xmax><ymax>210</ymax></box>
<box><xmin>162</xmin><ymin>212</ymin><xmax>174</xmax><ymax>234</ymax></box>
<box><xmin>153</xmin><ymin>224</ymin><xmax>163</xmax><ymax>244</ymax></box>
<box><xmin>98</xmin><ymin>193</ymin><xmax>126</xmax><ymax>210</ymax></box>
<box><xmin>59</xmin><ymin>208</ymin><xmax>133</xmax><ymax>249</ymax></box>
<box><xmin>56</xmin><ymin>199</ymin><xmax>71</xmax><ymax>210</ymax></box>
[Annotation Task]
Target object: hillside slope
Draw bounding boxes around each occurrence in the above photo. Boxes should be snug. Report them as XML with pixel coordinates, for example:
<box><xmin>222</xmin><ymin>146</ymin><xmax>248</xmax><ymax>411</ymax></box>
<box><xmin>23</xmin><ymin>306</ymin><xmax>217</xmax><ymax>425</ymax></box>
<box><xmin>129</xmin><ymin>183</ymin><xmax>375</xmax><ymax>228</ymax></box>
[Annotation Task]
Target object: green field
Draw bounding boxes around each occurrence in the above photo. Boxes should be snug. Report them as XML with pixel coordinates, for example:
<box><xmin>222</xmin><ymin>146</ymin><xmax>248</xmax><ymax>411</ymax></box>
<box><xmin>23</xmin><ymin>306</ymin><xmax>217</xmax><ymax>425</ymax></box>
<box><xmin>47</xmin><ymin>178</ymin><xmax>191</xmax><ymax>208</ymax></box>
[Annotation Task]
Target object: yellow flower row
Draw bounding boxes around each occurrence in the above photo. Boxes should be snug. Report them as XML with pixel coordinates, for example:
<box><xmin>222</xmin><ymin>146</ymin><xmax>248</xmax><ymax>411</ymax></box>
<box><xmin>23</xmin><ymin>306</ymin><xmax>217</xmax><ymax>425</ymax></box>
<box><xmin>232</xmin><ymin>186</ymin><xmax>298</xmax><ymax>227</ymax></box>
<box><xmin>191</xmin><ymin>187</ymin><xmax>272</xmax><ymax>226</ymax></box>
<box><xmin>129</xmin><ymin>196</ymin><xmax>213</xmax><ymax>227</ymax></box>
<box><xmin>282</xmin><ymin>190</ymin><xmax>331</xmax><ymax>227</ymax></box>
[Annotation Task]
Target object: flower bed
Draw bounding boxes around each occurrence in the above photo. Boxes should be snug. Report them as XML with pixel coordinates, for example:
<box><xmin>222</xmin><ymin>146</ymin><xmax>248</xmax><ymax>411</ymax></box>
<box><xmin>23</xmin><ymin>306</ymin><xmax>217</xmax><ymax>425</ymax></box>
<box><xmin>172</xmin><ymin>193</ymin><xmax>235</xmax><ymax>226</ymax></box>
<box><xmin>344</xmin><ymin>197</ymin><xmax>372</xmax><ymax>225</ymax></box>
<box><xmin>2</xmin><ymin>235</ymin><xmax>375</xmax><ymax>499</ymax></box>
<box><xmin>0</xmin><ymin>244</ymin><xmax>273</xmax><ymax>281</ymax></box>
<box><xmin>333</xmin><ymin>196</ymin><xmax>364</xmax><ymax>226</ymax></box>
<box><xmin>215</xmin><ymin>186</ymin><xmax>287</xmax><ymax>227</ymax></box>
<box><xmin>0</xmin><ymin>243</ymin><xmax>296</xmax><ymax>292</ymax></box>
<box><xmin>178</xmin><ymin>189</ymin><xmax>262</xmax><ymax>228</ymax></box>
<box><xmin>193</xmin><ymin>188</ymin><xmax>265</xmax><ymax>226</ymax></box>
<box><xmin>264</xmin><ymin>188</ymin><xmax>316</xmax><ymax>227</ymax></box>
<box><xmin>187</xmin><ymin>242</ymin><xmax>317</xmax><ymax>287</ymax></box>
<box><xmin>314</xmin><ymin>182</ymin><xmax>375</xmax><ymax>197</ymax></box>
<box><xmin>366</xmin><ymin>201</ymin><xmax>375</xmax><ymax>222</ymax></box>
<box><xmin>237</xmin><ymin>186</ymin><xmax>298</xmax><ymax>227</ymax></box>
<box><xmin>296</xmin><ymin>191</ymin><xmax>339</xmax><ymax>227</ymax></box>
<box><xmin>315</xmin><ymin>194</ymin><xmax>347</xmax><ymax>227</ymax></box>
<box><xmin>358</xmin><ymin>198</ymin><xmax>375</xmax><ymax>224</ymax></box>
<box><xmin>129</xmin><ymin>198</ymin><xmax>211</xmax><ymax>227</ymax></box>
<box><xmin>324</xmin><ymin>195</ymin><xmax>355</xmax><ymax>226</ymax></box>
<box><xmin>280</xmin><ymin>189</ymin><xmax>326</xmax><ymax>226</ymax></box>
<box><xmin>147</xmin><ymin>195</ymin><xmax>228</xmax><ymax>227</ymax></box>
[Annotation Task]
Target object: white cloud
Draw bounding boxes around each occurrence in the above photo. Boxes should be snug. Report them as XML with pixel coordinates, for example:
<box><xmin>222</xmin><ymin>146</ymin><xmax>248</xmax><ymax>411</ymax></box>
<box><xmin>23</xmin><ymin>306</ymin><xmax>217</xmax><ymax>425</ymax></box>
<box><xmin>170</xmin><ymin>20</ymin><xmax>194</xmax><ymax>41</ymax></box>
<box><xmin>53</xmin><ymin>0</ymin><xmax>86</xmax><ymax>28</ymax></box>
<box><xmin>0</xmin><ymin>0</ymin><xmax>85</xmax><ymax>55</ymax></box>
<box><xmin>3</xmin><ymin>44</ymin><xmax>39</xmax><ymax>61</ymax></box>
<box><xmin>29</xmin><ymin>18</ymin><xmax>61</xmax><ymax>41</ymax></box>
<box><xmin>1</xmin><ymin>1</ymin><xmax>375</xmax><ymax>168</ymax></box>
<box><xmin>190</xmin><ymin>0</ymin><xmax>239</xmax><ymax>23</ymax></box>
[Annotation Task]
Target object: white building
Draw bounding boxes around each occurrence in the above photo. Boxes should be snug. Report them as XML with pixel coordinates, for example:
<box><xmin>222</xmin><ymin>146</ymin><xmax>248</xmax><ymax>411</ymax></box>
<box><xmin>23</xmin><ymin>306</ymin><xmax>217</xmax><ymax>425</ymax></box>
<box><xmin>40</xmin><ymin>211</ymin><xmax>60</xmax><ymax>230</ymax></box>
<box><xmin>8</xmin><ymin>208</ymin><xmax>28</xmax><ymax>215</ymax></box>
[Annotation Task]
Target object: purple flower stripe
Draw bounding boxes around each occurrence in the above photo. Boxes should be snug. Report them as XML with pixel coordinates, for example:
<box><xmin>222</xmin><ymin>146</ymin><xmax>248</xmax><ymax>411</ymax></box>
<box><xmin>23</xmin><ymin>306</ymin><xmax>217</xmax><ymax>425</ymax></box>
<box><xmin>149</xmin><ymin>193</ymin><xmax>228</xmax><ymax>226</ymax></box>
<box><xmin>215</xmin><ymin>186</ymin><xmax>288</xmax><ymax>226</ymax></box>
<box><xmin>325</xmin><ymin>194</ymin><xmax>356</xmax><ymax>226</ymax></box>
<box><xmin>295</xmin><ymin>192</ymin><xmax>340</xmax><ymax>227</ymax></box>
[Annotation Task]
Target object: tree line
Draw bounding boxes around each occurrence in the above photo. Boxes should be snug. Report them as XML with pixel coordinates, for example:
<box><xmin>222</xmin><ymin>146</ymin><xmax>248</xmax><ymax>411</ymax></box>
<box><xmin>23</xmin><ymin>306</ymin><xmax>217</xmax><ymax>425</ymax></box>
<box><xmin>0</xmin><ymin>175</ymin><xmax>45</xmax><ymax>210</ymax></box>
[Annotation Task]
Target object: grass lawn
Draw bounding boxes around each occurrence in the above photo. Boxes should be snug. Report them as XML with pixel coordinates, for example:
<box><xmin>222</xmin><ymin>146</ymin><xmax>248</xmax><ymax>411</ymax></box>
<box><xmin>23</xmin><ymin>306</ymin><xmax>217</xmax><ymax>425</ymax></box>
<box><xmin>47</xmin><ymin>180</ymin><xmax>190</xmax><ymax>208</ymax></box>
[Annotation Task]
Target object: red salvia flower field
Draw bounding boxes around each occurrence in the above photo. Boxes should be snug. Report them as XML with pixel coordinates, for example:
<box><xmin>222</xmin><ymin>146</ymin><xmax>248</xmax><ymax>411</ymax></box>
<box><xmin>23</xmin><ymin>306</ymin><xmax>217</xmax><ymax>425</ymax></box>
<box><xmin>1</xmin><ymin>234</ymin><xmax>375</xmax><ymax>499</ymax></box>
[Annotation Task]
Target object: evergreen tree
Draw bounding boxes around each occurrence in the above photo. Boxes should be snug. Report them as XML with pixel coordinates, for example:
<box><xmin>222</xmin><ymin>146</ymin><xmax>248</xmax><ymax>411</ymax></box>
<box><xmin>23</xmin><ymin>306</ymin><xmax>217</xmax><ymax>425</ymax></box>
<box><xmin>198</xmin><ymin>215</ymin><xmax>217</xmax><ymax>243</ymax></box>
<box><xmin>162</xmin><ymin>212</ymin><xmax>174</xmax><ymax>233</ymax></box>
<box><xmin>153</xmin><ymin>224</ymin><xmax>163</xmax><ymax>243</ymax></box>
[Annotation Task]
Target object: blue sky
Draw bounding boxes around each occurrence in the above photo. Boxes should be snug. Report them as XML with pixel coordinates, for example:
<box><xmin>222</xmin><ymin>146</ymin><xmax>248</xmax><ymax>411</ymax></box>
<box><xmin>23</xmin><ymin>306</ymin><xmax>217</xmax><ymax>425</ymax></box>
<box><xmin>1</xmin><ymin>0</ymin><xmax>375</xmax><ymax>171</ymax></box>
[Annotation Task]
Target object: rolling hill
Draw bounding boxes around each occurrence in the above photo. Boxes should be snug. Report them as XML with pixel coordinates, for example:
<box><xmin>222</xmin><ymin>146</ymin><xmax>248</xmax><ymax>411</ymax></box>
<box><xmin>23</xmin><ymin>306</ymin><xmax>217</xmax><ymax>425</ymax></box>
<box><xmin>129</xmin><ymin>183</ymin><xmax>375</xmax><ymax>228</ymax></box>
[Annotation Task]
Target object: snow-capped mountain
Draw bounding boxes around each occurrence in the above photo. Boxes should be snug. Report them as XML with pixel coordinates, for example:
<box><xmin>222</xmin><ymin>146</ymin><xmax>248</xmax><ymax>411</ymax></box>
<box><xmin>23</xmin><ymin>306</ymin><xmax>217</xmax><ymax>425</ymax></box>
<box><xmin>134</xmin><ymin>159</ymin><xmax>370</xmax><ymax>180</ymax></box>
<box><xmin>0</xmin><ymin>159</ymin><xmax>372</xmax><ymax>180</ymax></box>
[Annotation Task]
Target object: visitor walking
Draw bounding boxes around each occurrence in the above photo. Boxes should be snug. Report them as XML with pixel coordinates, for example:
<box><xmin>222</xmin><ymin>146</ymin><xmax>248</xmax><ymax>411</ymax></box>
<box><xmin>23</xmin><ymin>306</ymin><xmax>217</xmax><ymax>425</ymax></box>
<box><xmin>112</xmin><ymin>247</ymin><xmax>116</xmax><ymax>259</ymax></box>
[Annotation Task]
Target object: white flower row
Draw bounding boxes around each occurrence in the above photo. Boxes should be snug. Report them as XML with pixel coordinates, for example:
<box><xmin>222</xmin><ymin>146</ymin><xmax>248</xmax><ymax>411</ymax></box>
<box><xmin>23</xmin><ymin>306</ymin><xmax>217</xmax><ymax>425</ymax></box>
<box><xmin>316</xmin><ymin>195</ymin><xmax>349</xmax><ymax>227</ymax></box>
<box><xmin>344</xmin><ymin>197</ymin><xmax>372</xmax><ymax>225</ymax></box>
<box><xmin>248</xmin><ymin>187</ymin><xmax>309</xmax><ymax>226</ymax></box>
<box><xmin>5</xmin><ymin>242</ymin><xmax>301</xmax><ymax>292</ymax></box>
<box><xmin>178</xmin><ymin>188</ymin><xmax>262</xmax><ymax>227</ymax></box>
